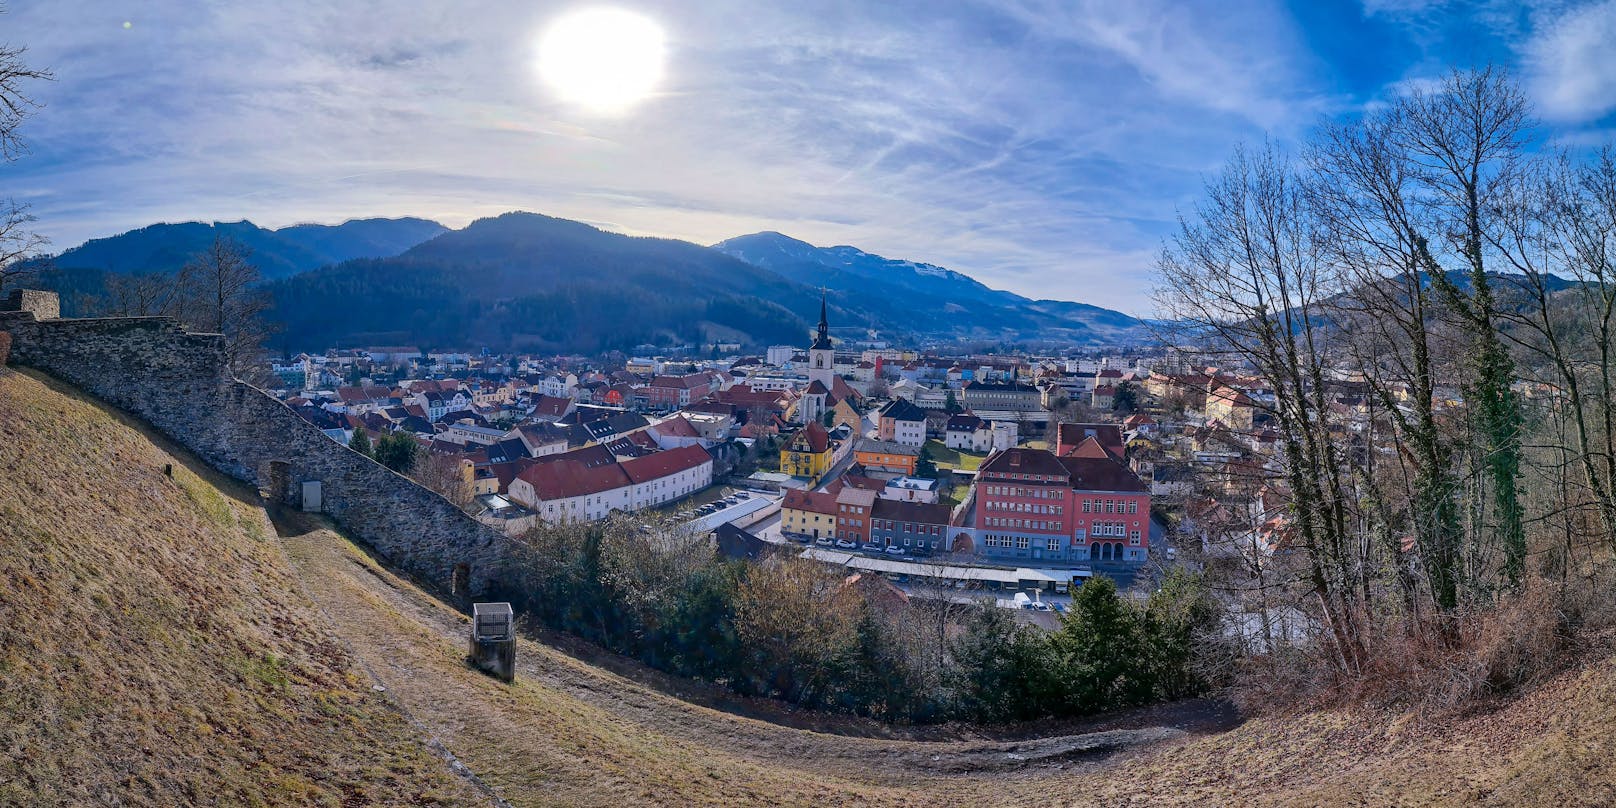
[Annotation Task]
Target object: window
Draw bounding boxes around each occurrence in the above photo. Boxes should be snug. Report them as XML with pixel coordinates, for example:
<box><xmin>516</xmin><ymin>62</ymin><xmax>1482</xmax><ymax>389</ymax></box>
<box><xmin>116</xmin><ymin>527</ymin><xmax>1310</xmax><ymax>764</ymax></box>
<box><xmin>1128</xmin><ymin>501</ymin><xmax>1138</xmax><ymax>514</ymax></box>
<box><xmin>1047</xmin><ymin>538</ymin><xmax>1060</xmax><ymax>551</ymax></box>
<box><xmin>1016</xmin><ymin>536</ymin><xmax>1030</xmax><ymax>550</ymax></box>
<box><xmin>1082</xmin><ymin>500</ymin><xmax>1091</xmax><ymax>513</ymax></box>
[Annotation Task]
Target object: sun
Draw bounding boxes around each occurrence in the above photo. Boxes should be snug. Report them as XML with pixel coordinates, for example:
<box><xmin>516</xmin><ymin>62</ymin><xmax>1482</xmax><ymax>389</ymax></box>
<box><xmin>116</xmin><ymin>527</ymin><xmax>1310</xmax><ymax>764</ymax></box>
<box><xmin>536</xmin><ymin>8</ymin><xmax>666</xmax><ymax>115</ymax></box>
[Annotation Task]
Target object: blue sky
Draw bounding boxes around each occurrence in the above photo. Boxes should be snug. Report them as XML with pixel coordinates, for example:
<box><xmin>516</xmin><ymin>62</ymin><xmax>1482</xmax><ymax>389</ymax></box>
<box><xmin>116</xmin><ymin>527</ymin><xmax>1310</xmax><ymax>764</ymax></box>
<box><xmin>7</xmin><ymin>1</ymin><xmax>1616</xmax><ymax>314</ymax></box>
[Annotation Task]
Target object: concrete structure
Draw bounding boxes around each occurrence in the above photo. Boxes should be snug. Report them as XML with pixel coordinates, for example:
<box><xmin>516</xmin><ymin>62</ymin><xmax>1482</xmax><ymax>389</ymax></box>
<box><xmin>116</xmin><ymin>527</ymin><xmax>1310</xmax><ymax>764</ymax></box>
<box><xmin>991</xmin><ymin>420</ymin><xmax>1019</xmax><ymax>452</ymax></box>
<box><xmin>468</xmin><ymin>602</ymin><xmax>516</xmax><ymax>683</ymax></box>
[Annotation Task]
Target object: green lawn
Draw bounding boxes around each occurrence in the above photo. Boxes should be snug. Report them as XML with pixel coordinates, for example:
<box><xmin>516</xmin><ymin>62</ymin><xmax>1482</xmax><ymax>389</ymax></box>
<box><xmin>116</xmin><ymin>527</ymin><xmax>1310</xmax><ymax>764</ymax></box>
<box><xmin>925</xmin><ymin>439</ymin><xmax>985</xmax><ymax>472</ymax></box>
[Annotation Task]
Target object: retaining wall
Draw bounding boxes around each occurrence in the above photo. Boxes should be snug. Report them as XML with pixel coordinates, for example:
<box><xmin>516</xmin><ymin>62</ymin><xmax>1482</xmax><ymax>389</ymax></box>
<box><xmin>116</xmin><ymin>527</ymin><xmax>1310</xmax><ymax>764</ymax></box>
<box><xmin>1</xmin><ymin>299</ymin><xmax>506</xmax><ymax>594</ymax></box>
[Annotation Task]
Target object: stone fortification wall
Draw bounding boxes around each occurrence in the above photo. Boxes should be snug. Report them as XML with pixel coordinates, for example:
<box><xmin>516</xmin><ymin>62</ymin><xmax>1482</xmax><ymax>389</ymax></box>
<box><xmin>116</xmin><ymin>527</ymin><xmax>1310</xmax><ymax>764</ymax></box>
<box><xmin>0</xmin><ymin>296</ymin><xmax>506</xmax><ymax>595</ymax></box>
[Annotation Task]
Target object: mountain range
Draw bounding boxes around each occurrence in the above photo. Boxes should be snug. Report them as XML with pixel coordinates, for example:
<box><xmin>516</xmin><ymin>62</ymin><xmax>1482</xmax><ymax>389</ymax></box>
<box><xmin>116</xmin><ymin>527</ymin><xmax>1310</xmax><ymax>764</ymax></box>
<box><xmin>30</xmin><ymin>212</ymin><xmax>1151</xmax><ymax>353</ymax></box>
<box><xmin>47</xmin><ymin>217</ymin><xmax>446</xmax><ymax>279</ymax></box>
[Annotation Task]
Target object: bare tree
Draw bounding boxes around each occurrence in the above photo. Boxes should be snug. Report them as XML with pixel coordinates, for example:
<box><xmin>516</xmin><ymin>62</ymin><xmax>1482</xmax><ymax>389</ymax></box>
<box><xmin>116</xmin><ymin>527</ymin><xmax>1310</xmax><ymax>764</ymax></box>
<box><xmin>411</xmin><ymin>452</ymin><xmax>474</xmax><ymax>509</ymax></box>
<box><xmin>1400</xmin><ymin>66</ymin><xmax>1534</xmax><ymax>590</ymax></box>
<box><xmin>177</xmin><ymin>237</ymin><xmax>274</xmax><ymax>379</ymax></box>
<box><xmin>1157</xmin><ymin>143</ymin><xmax>1366</xmax><ymax>674</ymax></box>
<box><xmin>0</xmin><ymin>27</ymin><xmax>52</xmax><ymax>296</ymax></box>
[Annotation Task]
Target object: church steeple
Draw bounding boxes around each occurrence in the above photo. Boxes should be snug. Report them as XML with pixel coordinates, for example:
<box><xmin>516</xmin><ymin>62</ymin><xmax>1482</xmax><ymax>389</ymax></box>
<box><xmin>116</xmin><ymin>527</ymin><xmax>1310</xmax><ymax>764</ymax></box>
<box><xmin>811</xmin><ymin>289</ymin><xmax>832</xmax><ymax>350</ymax></box>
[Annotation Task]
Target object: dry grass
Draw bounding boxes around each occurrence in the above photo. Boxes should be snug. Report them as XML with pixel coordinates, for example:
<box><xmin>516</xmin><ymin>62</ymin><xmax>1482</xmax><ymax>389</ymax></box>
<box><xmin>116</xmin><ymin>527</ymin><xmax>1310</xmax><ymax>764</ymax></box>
<box><xmin>11</xmin><ymin>364</ymin><xmax>1616</xmax><ymax>807</ymax></box>
<box><xmin>0</xmin><ymin>368</ymin><xmax>484</xmax><ymax>807</ymax></box>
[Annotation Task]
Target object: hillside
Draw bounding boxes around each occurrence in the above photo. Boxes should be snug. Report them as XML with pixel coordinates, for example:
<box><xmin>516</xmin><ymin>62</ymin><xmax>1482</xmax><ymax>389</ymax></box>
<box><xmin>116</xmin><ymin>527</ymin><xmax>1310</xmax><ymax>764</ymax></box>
<box><xmin>8</xmin><ymin>365</ymin><xmax>1616</xmax><ymax>804</ymax></box>
<box><xmin>713</xmin><ymin>231</ymin><xmax>1148</xmax><ymax>346</ymax></box>
<box><xmin>265</xmin><ymin>213</ymin><xmax>1151</xmax><ymax>353</ymax></box>
<box><xmin>0</xmin><ymin>369</ymin><xmax>484</xmax><ymax>806</ymax></box>
<box><xmin>265</xmin><ymin>212</ymin><xmax>817</xmax><ymax>352</ymax></box>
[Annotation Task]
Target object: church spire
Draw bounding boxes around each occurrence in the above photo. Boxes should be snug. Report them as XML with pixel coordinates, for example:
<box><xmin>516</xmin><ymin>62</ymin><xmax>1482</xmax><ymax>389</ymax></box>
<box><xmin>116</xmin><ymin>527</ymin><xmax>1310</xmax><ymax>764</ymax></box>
<box><xmin>811</xmin><ymin>288</ymin><xmax>832</xmax><ymax>350</ymax></box>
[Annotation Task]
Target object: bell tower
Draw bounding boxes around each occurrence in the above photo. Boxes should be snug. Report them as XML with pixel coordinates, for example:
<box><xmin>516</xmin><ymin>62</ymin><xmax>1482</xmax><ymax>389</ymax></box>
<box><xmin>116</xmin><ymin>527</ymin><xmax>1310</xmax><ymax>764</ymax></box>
<box><xmin>808</xmin><ymin>290</ymin><xmax>834</xmax><ymax>390</ymax></box>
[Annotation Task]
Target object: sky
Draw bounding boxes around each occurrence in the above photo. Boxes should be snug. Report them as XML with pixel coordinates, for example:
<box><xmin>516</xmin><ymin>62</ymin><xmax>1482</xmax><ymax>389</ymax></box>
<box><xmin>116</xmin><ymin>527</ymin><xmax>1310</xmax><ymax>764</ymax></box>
<box><xmin>6</xmin><ymin>1</ymin><xmax>1616</xmax><ymax>315</ymax></box>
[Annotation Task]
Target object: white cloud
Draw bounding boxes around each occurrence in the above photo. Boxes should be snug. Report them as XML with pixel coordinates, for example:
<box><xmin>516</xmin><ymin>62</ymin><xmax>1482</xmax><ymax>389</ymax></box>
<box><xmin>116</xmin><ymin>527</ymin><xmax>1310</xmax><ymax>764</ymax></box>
<box><xmin>1526</xmin><ymin>0</ymin><xmax>1616</xmax><ymax>122</ymax></box>
<box><xmin>3</xmin><ymin>0</ymin><xmax>1321</xmax><ymax>313</ymax></box>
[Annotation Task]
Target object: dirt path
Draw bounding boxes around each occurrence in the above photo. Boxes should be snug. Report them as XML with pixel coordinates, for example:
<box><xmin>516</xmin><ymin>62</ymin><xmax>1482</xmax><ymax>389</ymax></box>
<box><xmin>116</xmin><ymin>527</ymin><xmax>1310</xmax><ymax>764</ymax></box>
<box><xmin>277</xmin><ymin>514</ymin><xmax>1222</xmax><ymax>806</ymax></box>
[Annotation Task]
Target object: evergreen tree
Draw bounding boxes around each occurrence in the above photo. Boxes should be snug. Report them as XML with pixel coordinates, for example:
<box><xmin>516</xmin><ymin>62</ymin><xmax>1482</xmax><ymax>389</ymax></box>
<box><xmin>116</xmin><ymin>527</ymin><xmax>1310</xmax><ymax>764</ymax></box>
<box><xmin>944</xmin><ymin>389</ymin><xmax>962</xmax><ymax>413</ymax></box>
<box><xmin>916</xmin><ymin>445</ymin><xmax>939</xmax><ymax>478</ymax></box>
<box><xmin>1049</xmin><ymin>576</ymin><xmax>1154</xmax><ymax>712</ymax></box>
<box><xmin>1112</xmin><ymin>381</ymin><xmax>1139</xmax><ymax>415</ymax></box>
<box><xmin>347</xmin><ymin>428</ymin><xmax>372</xmax><ymax>457</ymax></box>
<box><xmin>374</xmin><ymin>432</ymin><xmax>419</xmax><ymax>473</ymax></box>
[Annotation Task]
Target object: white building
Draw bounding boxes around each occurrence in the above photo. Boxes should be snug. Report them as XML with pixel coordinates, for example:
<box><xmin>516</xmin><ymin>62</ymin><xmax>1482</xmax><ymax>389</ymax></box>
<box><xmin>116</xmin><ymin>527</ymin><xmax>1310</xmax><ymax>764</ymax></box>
<box><xmin>991</xmin><ymin>420</ymin><xmax>1019</xmax><ymax>452</ymax></box>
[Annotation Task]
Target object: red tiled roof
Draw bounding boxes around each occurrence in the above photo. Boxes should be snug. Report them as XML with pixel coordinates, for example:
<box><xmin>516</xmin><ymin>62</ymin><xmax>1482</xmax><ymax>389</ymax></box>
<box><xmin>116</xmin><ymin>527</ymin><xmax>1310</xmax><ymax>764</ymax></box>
<box><xmin>1057</xmin><ymin>453</ymin><xmax>1149</xmax><ymax>493</ymax></box>
<box><xmin>619</xmin><ymin>444</ymin><xmax>712</xmax><ymax>483</ymax></box>
<box><xmin>791</xmin><ymin>421</ymin><xmax>831</xmax><ymax>453</ymax></box>
<box><xmin>652</xmin><ymin>415</ymin><xmax>701</xmax><ymax>439</ymax></box>
<box><xmin>1064</xmin><ymin>435</ymin><xmax>1119</xmax><ymax>461</ymax></box>
<box><xmin>516</xmin><ymin>460</ymin><xmax>631</xmax><ymax>501</ymax></box>
<box><xmin>1057</xmin><ymin>423</ymin><xmax>1125</xmax><ymax>458</ymax></box>
<box><xmin>782</xmin><ymin>488</ymin><xmax>839</xmax><ymax>515</ymax></box>
<box><xmin>979</xmin><ymin>447</ymin><xmax>1071</xmax><ymax>479</ymax></box>
<box><xmin>532</xmin><ymin>394</ymin><xmax>573</xmax><ymax>417</ymax></box>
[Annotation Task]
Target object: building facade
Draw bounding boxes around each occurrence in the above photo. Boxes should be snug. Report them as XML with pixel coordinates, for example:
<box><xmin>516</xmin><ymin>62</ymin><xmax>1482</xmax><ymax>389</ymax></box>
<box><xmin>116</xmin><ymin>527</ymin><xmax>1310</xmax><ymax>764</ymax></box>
<box><xmin>970</xmin><ymin>444</ymin><xmax>1151</xmax><ymax>565</ymax></box>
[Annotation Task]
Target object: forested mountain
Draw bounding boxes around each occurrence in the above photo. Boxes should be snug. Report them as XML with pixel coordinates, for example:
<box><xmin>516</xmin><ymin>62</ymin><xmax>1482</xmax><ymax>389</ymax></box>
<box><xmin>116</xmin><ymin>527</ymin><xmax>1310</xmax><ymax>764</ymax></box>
<box><xmin>46</xmin><ymin>217</ymin><xmax>445</xmax><ymax>280</ymax></box>
<box><xmin>713</xmin><ymin>231</ymin><xmax>1147</xmax><ymax>345</ymax></box>
<box><xmin>36</xmin><ymin>211</ymin><xmax>1150</xmax><ymax>352</ymax></box>
<box><xmin>265</xmin><ymin>212</ymin><xmax>817</xmax><ymax>353</ymax></box>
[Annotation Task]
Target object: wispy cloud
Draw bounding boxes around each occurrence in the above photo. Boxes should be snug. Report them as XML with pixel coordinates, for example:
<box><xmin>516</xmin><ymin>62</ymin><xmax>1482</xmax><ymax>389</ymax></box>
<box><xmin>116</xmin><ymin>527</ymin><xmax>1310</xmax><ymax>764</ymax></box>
<box><xmin>1525</xmin><ymin>0</ymin><xmax>1616</xmax><ymax>122</ymax></box>
<box><xmin>11</xmin><ymin>0</ymin><xmax>1595</xmax><ymax>315</ymax></box>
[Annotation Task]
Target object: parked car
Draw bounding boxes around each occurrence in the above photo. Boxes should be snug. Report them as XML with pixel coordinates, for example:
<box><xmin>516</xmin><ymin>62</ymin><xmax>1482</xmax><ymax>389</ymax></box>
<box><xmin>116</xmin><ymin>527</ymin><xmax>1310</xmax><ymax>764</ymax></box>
<box><xmin>884</xmin><ymin>546</ymin><xmax>906</xmax><ymax>556</ymax></box>
<box><xmin>835</xmin><ymin>539</ymin><xmax>857</xmax><ymax>549</ymax></box>
<box><xmin>816</xmin><ymin>536</ymin><xmax>833</xmax><ymax>546</ymax></box>
<box><xmin>860</xmin><ymin>543</ymin><xmax>883</xmax><ymax>553</ymax></box>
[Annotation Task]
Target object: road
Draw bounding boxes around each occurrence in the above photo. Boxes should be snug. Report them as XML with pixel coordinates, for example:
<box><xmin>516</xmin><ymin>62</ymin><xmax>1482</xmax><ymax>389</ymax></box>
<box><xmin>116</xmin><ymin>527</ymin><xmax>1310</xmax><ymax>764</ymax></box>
<box><xmin>814</xmin><ymin>440</ymin><xmax>862</xmax><ymax>492</ymax></box>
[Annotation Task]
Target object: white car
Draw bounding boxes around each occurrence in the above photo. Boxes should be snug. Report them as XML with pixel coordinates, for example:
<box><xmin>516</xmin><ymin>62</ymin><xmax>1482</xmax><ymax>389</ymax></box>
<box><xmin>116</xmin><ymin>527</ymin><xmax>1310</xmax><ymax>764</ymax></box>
<box><xmin>884</xmin><ymin>546</ymin><xmax>905</xmax><ymax>556</ymax></box>
<box><xmin>835</xmin><ymin>539</ymin><xmax>857</xmax><ymax>549</ymax></box>
<box><xmin>815</xmin><ymin>536</ymin><xmax>833</xmax><ymax>546</ymax></box>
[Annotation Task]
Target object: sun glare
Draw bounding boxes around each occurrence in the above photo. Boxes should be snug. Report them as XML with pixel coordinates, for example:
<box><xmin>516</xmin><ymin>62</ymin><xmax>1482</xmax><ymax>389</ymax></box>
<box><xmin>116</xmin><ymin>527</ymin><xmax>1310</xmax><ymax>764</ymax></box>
<box><xmin>536</xmin><ymin>7</ymin><xmax>666</xmax><ymax>115</ymax></box>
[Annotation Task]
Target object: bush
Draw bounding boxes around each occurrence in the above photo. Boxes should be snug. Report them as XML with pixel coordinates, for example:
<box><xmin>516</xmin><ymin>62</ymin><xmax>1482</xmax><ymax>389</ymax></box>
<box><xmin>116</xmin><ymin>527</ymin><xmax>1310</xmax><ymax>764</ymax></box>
<box><xmin>1233</xmin><ymin>567</ymin><xmax>1616</xmax><ymax>715</ymax></box>
<box><xmin>502</xmin><ymin>517</ymin><xmax>1216</xmax><ymax>724</ymax></box>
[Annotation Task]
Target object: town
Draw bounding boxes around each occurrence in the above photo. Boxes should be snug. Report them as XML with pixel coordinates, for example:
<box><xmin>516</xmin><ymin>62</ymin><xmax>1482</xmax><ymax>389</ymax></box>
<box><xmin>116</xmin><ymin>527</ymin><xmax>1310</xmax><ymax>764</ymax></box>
<box><xmin>266</xmin><ymin>288</ymin><xmax>1292</xmax><ymax>613</ymax></box>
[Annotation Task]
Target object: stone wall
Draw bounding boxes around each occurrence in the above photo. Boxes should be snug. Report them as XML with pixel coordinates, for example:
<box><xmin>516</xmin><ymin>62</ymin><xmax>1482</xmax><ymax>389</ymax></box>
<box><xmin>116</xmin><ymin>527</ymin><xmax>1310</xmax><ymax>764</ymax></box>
<box><xmin>3</xmin><ymin>288</ymin><xmax>61</xmax><ymax>320</ymax></box>
<box><xmin>0</xmin><ymin>295</ymin><xmax>507</xmax><ymax>595</ymax></box>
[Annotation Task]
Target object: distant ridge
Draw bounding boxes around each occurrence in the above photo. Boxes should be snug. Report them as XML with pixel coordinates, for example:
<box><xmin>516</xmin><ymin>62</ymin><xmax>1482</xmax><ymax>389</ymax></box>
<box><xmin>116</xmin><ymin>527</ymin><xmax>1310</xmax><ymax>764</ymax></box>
<box><xmin>713</xmin><ymin>230</ymin><xmax>1147</xmax><ymax>345</ymax></box>
<box><xmin>47</xmin><ymin>216</ymin><xmax>446</xmax><ymax>280</ymax></box>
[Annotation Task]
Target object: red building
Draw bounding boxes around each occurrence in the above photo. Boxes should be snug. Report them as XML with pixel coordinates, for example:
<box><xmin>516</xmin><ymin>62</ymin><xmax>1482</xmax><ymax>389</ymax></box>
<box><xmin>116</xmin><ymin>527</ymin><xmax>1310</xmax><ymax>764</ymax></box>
<box><xmin>643</xmin><ymin>373</ymin><xmax>716</xmax><ymax>410</ymax></box>
<box><xmin>971</xmin><ymin>439</ymin><xmax>1150</xmax><ymax>564</ymax></box>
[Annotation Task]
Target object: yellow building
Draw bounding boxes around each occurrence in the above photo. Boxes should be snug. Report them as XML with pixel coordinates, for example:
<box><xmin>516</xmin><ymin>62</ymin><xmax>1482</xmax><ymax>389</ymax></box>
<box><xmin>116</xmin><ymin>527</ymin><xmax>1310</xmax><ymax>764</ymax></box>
<box><xmin>781</xmin><ymin>421</ymin><xmax>833</xmax><ymax>481</ymax></box>
<box><xmin>781</xmin><ymin>488</ymin><xmax>838</xmax><ymax>538</ymax></box>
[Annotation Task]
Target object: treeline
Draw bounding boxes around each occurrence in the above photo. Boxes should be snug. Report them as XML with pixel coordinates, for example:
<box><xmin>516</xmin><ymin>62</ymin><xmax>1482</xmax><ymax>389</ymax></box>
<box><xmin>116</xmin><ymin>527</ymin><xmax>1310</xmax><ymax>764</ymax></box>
<box><xmin>1159</xmin><ymin>66</ymin><xmax>1616</xmax><ymax>706</ymax></box>
<box><xmin>501</xmin><ymin>518</ymin><xmax>1226</xmax><ymax>723</ymax></box>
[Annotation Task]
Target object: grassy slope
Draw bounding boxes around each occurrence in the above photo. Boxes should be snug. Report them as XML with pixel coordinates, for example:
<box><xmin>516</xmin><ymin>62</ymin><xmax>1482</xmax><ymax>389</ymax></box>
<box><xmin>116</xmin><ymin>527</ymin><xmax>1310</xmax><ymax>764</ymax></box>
<box><xmin>9</xmin><ymin>365</ymin><xmax>1616</xmax><ymax>806</ymax></box>
<box><xmin>0</xmin><ymin>369</ymin><xmax>484</xmax><ymax>807</ymax></box>
<box><xmin>282</xmin><ymin>508</ymin><xmax>1616</xmax><ymax>807</ymax></box>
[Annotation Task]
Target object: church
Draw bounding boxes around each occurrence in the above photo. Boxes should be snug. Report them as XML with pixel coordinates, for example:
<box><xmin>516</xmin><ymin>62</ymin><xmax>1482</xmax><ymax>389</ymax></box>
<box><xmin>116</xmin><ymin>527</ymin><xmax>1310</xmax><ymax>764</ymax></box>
<box><xmin>795</xmin><ymin>292</ymin><xmax>860</xmax><ymax>426</ymax></box>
